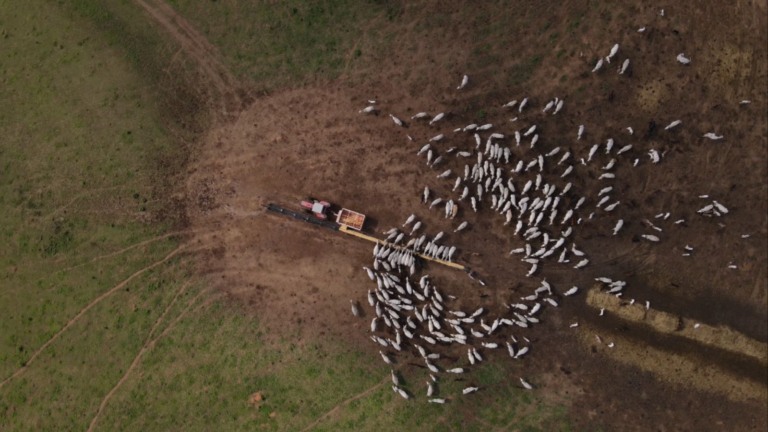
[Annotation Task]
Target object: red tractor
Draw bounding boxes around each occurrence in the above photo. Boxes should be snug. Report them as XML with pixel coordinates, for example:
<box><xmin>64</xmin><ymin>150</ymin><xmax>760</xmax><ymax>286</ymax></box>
<box><xmin>300</xmin><ymin>198</ymin><xmax>331</xmax><ymax>220</ymax></box>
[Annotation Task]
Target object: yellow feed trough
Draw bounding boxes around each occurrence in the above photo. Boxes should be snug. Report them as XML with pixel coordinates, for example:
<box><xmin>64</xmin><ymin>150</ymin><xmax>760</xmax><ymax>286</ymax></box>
<box><xmin>338</xmin><ymin>225</ymin><xmax>468</xmax><ymax>271</ymax></box>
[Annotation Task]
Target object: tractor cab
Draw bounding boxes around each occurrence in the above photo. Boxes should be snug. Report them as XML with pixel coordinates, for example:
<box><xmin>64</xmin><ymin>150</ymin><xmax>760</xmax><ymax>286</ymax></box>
<box><xmin>300</xmin><ymin>198</ymin><xmax>331</xmax><ymax>220</ymax></box>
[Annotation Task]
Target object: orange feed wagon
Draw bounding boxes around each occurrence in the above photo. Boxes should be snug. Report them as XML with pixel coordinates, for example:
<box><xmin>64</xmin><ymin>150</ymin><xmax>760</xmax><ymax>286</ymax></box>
<box><xmin>336</xmin><ymin>208</ymin><xmax>366</xmax><ymax>231</ymax></box>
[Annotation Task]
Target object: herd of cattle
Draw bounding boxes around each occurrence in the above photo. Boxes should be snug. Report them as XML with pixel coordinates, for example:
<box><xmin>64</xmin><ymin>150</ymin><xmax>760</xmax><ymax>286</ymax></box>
<box><xmin>348</xmin><ymin>36</ymin><xmax>739</xmax><ymax>402</ymax></box>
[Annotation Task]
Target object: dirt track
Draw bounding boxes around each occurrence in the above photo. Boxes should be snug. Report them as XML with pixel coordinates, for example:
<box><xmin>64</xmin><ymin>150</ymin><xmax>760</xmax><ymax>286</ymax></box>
<box><xmin>137</xmin><ymin>0</ymin><xmax>768</xmax><ymax>430</ymax></box>
<box><xmin>133</xmin><ymin>0</ymin><xmax>243</xmax><ymax>116</ymax></box>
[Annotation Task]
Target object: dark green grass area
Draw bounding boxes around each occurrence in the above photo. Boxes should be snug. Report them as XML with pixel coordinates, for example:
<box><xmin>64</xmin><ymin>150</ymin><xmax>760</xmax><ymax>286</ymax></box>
<box><xmin>165</xmin><ymin>0</ymin><xmax>391</xmax><ymax>89</ymax></box>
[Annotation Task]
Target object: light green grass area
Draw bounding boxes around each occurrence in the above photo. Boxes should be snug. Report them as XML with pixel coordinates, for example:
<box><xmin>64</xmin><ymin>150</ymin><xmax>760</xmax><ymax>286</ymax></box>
<box><xmin>0</xmin><ymin>0</ymin><xmax>191</xmax><ymax>430</ymax></box>
<box><xmin>93</xmin><ymin>299</ymin><xmax>567</xmax><ymax>431</ymax></box>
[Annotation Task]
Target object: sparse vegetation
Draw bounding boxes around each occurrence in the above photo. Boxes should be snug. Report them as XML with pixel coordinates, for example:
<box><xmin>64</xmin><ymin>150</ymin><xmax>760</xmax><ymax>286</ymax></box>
<box><xmin>508</xmin><ymin>55</ymin><xmax>544</xmax><ymax>87</ymax></box>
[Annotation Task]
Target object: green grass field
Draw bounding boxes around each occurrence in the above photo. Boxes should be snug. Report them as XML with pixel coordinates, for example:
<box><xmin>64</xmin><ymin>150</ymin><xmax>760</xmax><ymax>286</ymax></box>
<box><xmin>0</xmin><ymin>1</ymin><xmax>570</xmax><ymax>430</ymax></box>
<box><xmin>159</xmin><ymin>0</ymin><xmax>605</xmax><ymax>111</ymax></box>
<box><xmin>164</xmin><ymin>0</ymin><xmax>394</xmax><ymax>90</ymax></box>
<box><xmin>0</xmin><ymin>1</ymin><xmax>191</xmax><ymax>429</ymax></box>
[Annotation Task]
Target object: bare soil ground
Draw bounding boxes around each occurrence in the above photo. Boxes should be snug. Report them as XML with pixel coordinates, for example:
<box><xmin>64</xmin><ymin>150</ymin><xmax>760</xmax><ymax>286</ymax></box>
<box><xmin>151</xmin><ymin>0</ymin><xmax>768</xmax><ymax>430</ymax></box>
